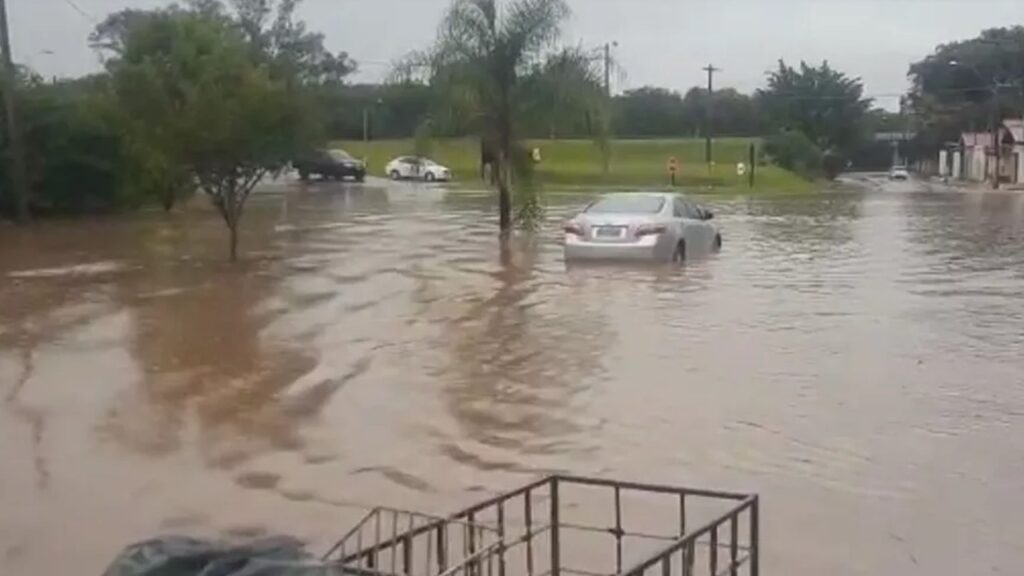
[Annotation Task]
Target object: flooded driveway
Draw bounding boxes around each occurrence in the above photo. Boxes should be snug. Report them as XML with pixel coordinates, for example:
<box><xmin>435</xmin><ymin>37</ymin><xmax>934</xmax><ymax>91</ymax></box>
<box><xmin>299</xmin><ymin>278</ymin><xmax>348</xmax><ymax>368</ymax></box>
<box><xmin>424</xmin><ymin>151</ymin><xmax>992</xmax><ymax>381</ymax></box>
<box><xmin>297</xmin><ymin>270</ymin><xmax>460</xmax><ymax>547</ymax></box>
<box><xmin>2</xmin><ymin>179</ymin><xmax>1023</xmax><ymax>576</ymax></box>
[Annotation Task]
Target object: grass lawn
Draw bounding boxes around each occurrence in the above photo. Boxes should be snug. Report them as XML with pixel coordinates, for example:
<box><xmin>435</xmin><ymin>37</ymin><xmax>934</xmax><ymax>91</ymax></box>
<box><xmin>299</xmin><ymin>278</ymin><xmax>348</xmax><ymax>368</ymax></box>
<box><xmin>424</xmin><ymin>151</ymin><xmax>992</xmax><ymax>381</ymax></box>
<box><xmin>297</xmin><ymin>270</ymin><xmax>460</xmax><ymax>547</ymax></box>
<box><xmin>335</xmin><ymin>138</ymin><xmax>815</xmax><ymax>194</ymax></box>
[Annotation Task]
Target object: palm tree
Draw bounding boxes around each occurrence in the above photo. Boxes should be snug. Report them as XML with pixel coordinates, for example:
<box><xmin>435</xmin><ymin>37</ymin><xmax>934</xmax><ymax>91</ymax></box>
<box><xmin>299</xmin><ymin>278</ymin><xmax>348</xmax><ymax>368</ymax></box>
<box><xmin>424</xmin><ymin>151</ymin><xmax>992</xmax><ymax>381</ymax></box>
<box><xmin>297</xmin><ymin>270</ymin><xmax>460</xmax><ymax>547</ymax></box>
<box><xmin>417</xmin><ymin>0</ymin><xmax>606</xmax><ymax>235</ymax></box>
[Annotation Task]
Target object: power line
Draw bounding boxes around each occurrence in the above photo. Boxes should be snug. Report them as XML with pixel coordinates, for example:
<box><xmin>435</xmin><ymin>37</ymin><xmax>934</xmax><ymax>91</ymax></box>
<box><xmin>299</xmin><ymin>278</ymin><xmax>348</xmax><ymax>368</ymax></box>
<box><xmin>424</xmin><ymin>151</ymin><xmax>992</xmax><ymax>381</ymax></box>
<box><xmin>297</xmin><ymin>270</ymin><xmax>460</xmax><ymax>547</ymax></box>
<box><xmin>703</xmin><ymin>64</ymin><xmax>720</xmax><ymax>164</ymax></box>
<box><xmin>61</xmin><ymin>0</ymin><xmax>97</xmax><ymax>23</ymax></box>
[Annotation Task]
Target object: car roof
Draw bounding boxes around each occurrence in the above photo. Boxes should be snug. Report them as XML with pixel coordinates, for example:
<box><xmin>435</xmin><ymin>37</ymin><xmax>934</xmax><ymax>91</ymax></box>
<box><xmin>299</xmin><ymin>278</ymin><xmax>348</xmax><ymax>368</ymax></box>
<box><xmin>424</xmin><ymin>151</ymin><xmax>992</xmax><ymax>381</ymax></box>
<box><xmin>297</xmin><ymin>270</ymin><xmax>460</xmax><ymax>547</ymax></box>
<box><xmin>602</xmin><ymin>192</ymin><xmax>682</xmax><ymax>201</ymax></box>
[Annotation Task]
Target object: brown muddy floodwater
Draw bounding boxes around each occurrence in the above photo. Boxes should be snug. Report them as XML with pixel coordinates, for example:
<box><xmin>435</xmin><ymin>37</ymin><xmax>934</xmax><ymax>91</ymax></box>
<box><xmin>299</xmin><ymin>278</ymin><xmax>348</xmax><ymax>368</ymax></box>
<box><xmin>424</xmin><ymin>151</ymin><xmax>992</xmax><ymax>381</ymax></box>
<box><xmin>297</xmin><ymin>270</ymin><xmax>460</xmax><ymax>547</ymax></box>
<box><xmin>2</xmin><ymin>178</ymin><xmax>1024</xmax><ymax>576</ymax></box>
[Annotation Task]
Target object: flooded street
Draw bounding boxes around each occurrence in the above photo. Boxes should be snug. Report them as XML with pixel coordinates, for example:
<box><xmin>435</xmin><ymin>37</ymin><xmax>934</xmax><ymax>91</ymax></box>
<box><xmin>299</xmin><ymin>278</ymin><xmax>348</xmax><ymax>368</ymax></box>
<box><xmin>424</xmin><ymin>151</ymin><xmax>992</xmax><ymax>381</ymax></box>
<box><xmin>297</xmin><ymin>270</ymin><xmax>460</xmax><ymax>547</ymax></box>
<box><xmin>2</xmin><ymin>179</ymin><xmax>1024</xmax><ymax>576</ymax></box>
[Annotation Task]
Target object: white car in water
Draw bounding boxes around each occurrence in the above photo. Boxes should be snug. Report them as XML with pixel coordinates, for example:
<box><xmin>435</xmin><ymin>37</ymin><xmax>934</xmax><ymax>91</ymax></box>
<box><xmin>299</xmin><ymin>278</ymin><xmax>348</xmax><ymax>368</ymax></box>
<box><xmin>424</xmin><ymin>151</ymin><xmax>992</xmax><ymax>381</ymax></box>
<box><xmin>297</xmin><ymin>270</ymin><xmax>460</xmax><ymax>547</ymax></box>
<box><xmin>564</xmin><ymin>193</ymin><xmax>722</xmax><ymax>263</ymax></box>
<box><xmin>385</xmin><ymin>156</ymin><xmax>453</xmax><ymax>182</ymax></box>
<box><xmin>889</xmin><ymin>166</ymin><xmax>910</xmax><ymax>181</ymax></box>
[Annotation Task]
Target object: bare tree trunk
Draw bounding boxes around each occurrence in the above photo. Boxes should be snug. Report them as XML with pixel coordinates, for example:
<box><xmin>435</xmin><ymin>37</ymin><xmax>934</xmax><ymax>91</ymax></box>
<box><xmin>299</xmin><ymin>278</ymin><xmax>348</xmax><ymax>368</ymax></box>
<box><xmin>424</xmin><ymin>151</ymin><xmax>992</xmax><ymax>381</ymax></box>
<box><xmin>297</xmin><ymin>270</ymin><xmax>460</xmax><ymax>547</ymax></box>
<box><xmin>497</xmin><ymin>152</ymin><xmax>512</xmax><ymax>235</ymax></box>
<box><xmin>229</xmin><ymin>222</ymin><xmax>239</xmax><ymax>261</ymax></box>
<box><xmin>219</xmin><ymin>180</ymin><xmax>240</xmax><ymax>261</ymax></box>
<box><xmin>161</xmin><ymin>185</ymin><xmax>175</xmax><ymax>212</ymax></box>
<box><xmin>499</xmin><ymin>232</ymin><xmax>511</xmax><ymax>266</ymax></box>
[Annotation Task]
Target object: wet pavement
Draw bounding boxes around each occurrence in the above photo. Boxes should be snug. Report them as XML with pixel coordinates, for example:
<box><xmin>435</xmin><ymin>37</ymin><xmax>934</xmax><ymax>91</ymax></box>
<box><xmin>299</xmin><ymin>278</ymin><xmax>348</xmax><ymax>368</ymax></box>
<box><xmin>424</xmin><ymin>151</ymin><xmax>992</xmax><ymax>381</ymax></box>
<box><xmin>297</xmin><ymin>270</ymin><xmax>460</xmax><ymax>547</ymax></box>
<box><xmin>2</xmin><ymin>177</ymin><xmax>1024</xmax><ymax>575</ymax></box>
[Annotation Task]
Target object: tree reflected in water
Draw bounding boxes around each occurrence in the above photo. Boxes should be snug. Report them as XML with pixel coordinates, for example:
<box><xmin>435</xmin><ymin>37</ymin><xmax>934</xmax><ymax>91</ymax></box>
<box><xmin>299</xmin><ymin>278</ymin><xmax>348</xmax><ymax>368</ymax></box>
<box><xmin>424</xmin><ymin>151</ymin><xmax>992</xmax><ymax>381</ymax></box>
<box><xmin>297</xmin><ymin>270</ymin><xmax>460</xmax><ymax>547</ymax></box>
<box><xmin>432</xmin><ymin>236</ymin><xmax>613</xmax><ymax>468</ymax></box>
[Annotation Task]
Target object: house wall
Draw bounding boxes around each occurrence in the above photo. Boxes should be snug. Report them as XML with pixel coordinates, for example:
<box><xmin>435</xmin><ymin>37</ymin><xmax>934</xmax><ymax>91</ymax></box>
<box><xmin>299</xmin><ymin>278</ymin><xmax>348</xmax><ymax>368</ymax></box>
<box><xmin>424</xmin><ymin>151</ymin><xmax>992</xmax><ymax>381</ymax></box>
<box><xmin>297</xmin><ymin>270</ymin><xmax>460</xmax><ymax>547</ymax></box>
<box><xmin>1016</xmin><ymin>146</ymin><xmax>1024</xmax><ymax>184</ymax></box>
<box><xmin>966</xmin><ymin>148</ymin><xmax>988</xmax><ymax>181</ymax></box>
<box><xmin>952</xmin><ymin>152</ymin><xmax>962</xmax><ymax>179</ymax></box>
<box><xmin>998</xmin><ymin>149</ymin><xmax>1016</xmax><ymax>182</ymax></box>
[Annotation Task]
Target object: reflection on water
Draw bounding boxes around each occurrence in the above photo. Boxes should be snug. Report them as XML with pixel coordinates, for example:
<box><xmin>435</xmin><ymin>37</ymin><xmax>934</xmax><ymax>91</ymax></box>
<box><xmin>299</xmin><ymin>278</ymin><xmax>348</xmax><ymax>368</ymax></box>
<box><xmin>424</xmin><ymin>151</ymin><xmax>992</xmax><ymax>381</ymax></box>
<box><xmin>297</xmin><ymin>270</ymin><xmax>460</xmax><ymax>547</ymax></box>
<box><xmin>2</xmin><ymin>181</ymin><xmax>1024</xmax><ymax>576</ymax></box>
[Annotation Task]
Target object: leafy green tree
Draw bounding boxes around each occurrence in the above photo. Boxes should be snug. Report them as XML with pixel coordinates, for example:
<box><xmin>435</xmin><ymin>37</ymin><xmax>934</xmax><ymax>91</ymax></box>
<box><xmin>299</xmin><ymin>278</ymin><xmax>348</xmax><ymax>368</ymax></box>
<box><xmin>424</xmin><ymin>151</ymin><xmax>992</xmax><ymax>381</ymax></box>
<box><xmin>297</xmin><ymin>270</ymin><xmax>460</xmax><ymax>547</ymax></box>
<box><xmin>89</xmin><ymin>9</ymin><xmax>154</xmax><ymax>55</ymax></box>
<box><xmin>763</xmin><ymin>129</ymin><xmax>822</xmax><ymax>179</ymax></box>
<box><xmin>94</xmin><ymin>1</ymin><xmax>356</xmax><ymax>92</ymax></box>
<box><xmin>757</xmin><ymin>60</ymin><xmax>871</xmax><ymax>161</ymax></box>
<box><xmin>216</xmin><ymin>0</ymin><xmax>357</xmax><ymax>86</ymax></box>
<box><xmin>318</xmin><ymin>82</ymin><xmax>433</xmax><ymax>140</ymax></box>
<box><xmin>907</xmin><ymin>27</ymin><xmax>1024</xmax><ymax>151</ymax></box>
<box><xmin>4</xmin><ymin>75</ymin><xmax>137</xmax><ymax>214</ymax></box>
<box><xmin>682</xmin><ymin>87</ymin><xmax>761</xmax><ymax>137</ymax></box>
<box><xmin>613</xmin><ymin>85</ymin><xmax>760</xmax><ymax>139</ymax></box>
<box><xmin>106</xmin><ymin>10</ymin><xmax>314</xmax><ymax>259</ymax></box>
<box><xmin>96</xmin><ymin>9</ymin><xmax>198</xmax><ymax>212</ymax></box>
<box><xmin>415</xmin><ymin>0</ymin><xmax>601</xmax><ymax>235</ymax></box>
<box><xmin>523</xmin><ymin>47</ymin><xmax>608</xmax><ymax>161</ymax></box>
<box><xmin>613</xmin><ymin>87</ymin><xmax>691</xmax><ymax>137</ymax></box>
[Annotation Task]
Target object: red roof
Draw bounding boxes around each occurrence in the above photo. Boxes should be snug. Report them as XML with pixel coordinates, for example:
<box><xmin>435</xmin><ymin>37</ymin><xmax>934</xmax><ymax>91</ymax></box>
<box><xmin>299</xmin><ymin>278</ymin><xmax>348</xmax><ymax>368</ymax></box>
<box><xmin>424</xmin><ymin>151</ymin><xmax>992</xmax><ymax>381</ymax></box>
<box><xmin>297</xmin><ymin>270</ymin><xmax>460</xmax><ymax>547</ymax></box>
<box><xmin>1004</xmin><ymin>119</ymin><xmax>1023</xmax><ymax>143</ymax></box>
<box><xmin>961</xmin><ymin>132</ymin><xmax>994</xmax><ymax>148</ymax></box>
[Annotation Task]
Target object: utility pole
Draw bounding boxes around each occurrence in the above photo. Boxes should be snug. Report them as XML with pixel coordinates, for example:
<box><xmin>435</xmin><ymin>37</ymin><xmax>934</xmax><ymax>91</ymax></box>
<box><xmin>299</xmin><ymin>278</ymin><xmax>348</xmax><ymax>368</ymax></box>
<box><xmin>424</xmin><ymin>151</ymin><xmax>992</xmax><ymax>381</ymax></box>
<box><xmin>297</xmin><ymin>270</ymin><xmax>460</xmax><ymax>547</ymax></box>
<box><xmin>363</xmin><ymin>98</ymin><xmax>384</xmax><ymax>143</ymax></box>
<box><xmin>990</xmin><ymin>81</ymin><xmax>1001</xmax><ymax>190</ymax></box>
<box><xmin>604</xmin><ymin>43</ymin><xmax>612</xmax><ymax>97</ymax></box>
<box><xmin>600</xmin><ymin>42</ymin><xmax>617</xmax><ymax>176</ymax></box>
<box><xmin>0</xmin><ymin>0</ymin><xmax>29</xmax><ymax>222</ymax></box>
<box><xmin>703</xmin><ymin>64</ymin><xmax>720</xmax><ymax>167</ymax></box>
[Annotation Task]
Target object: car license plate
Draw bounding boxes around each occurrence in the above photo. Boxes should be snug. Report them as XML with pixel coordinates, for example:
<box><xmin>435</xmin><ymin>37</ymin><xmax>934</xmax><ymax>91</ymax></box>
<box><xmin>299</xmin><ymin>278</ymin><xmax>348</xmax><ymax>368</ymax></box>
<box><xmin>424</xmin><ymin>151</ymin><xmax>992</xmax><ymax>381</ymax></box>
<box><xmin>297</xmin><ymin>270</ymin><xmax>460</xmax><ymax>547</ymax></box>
<box><xmin>595</xmin><ymin>226</ymin><xmax>625</xmax><ymax>238</ymax></box>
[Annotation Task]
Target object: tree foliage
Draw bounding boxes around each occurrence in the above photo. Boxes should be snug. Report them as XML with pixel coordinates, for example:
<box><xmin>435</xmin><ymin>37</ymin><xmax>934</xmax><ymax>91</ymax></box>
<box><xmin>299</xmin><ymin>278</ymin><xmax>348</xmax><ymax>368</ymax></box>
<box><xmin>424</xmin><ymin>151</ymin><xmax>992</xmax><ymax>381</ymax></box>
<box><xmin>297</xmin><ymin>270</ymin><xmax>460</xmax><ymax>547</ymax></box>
<box><xmin>1</xmin><ymin>75</ymin><xmax>141</xmax><ymax>215</ymax></box>
<box><xmin>102</xmin><ymin>6</ymin><xmax>317</xmax><ymax>259</ymax></box>
<box><xmin>5</xmin><ymin>0</ymin><xmax>345</xmax><ymax>224</ymax></box>
<box><xmin>319</xmin><ymin>82</ymin><xmax>434</xmax><ymax>140</ymax></box>
<box><xmin>524</xmin><ymin>47</ymin><xmax>607</xmax><ymax>138</ymax></box>
<box><xmin>682</xmin><ymin>87</ymin><xmax>761</xmax><ymax>137</ymax></box>
<box><xmin>763</xmin><ymin>129</ymin><xmax>822</xmax><ymax>180</ymax></box>
<box><xmin>907</xmin><ymin>27</ymin><xmax>1024</xmax><ymax>150</ymax></box>
<box><xmin>613</xmin><ymin>87</ymin><xmax>688</xmax><ymax>137</ymax></box>
<box><xmin>414</xmin><ymin>0</ymin><xmax>604</xmax><ymax>233</ymax></box>
<box><xmin>92</xmin><ymin>0</ymin><xmax>356</xmax><ymax>87</ymax></box>
<box><xmin>757</xmin><ymin>60</ymin><xmax>871</xmax><ymax>157</ymax></box>
<box><xmin>611</xmin><ymin>86</ymin><xmax>761</xmax><ymax>139</ymax></box>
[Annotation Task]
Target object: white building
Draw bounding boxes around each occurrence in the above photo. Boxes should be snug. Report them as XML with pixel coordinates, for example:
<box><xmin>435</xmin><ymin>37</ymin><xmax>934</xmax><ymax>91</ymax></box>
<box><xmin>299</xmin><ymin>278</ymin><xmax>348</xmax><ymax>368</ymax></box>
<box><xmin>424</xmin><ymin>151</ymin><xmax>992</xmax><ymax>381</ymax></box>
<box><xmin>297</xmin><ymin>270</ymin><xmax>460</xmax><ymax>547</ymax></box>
<box><xmin>942</xmin><ymin>120</ymin><xmax>1024</xmax><ymax>186</ymax></box>
<box><xmin>961</xmin><ymin>132</ymin><xmax>994</xmax><ymax>182</ymax></box>
<box><xmin>1004</xmin><ymin>119</ymin><xmax>1024</xmax><ymax>186</ymax></box>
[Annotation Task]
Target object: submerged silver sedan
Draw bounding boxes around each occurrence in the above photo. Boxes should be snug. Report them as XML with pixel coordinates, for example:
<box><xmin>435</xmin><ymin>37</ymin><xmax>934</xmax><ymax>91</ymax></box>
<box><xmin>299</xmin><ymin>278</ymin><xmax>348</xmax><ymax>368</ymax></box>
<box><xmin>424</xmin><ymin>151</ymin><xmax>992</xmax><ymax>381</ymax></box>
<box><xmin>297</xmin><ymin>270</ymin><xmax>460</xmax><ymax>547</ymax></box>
<box><xmin>563</xmin><ymin>193</ymin><xmax>721</xmax><ymax>262</ymax></box>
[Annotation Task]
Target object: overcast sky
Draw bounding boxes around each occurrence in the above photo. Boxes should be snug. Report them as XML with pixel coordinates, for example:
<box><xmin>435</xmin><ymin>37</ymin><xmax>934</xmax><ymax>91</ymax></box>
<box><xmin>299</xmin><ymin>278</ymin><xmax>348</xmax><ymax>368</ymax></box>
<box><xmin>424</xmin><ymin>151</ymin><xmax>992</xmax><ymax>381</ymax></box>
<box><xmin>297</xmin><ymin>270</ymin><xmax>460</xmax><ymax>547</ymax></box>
<box><xmin>9</xmin><ymin>0</ymin><xmax>1023</xmax><ymax>110</ymax></box>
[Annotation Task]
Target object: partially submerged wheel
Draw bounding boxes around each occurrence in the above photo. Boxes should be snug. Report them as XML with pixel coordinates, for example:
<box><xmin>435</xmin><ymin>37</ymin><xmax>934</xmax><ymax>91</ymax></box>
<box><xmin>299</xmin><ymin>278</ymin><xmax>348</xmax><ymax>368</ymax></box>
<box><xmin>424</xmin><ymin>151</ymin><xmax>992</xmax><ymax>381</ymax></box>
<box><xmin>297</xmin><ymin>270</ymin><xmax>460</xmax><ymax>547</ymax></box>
<box><xmin>425</xmin><ymin>172</ymin><xmax>436</xmax><ymax>182</ymax></box>
<box><xmin>390</xmin><ymin>170</ymin><xmax>401</xmax><ymax>180</ymax></box>
<box><xmin>673</xmin><ymin>240</ymin><xmax>687</xmax><ymax>263</ymax></box>
<box><xmin>714</xmin><ymin>234</ymin><xmax>723</xmax><ymax>251</ymax></box>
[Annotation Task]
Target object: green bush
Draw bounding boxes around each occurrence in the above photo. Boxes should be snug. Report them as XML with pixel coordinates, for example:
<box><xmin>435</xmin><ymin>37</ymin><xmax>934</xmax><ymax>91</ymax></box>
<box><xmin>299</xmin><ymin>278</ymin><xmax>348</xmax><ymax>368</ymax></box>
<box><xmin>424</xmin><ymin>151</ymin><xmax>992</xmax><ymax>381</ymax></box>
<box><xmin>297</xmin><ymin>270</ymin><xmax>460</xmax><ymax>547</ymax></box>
<box><xmin>821</xmin><ymin>150</ymin><xmax>848</xmax><ymax>180</ymax></box>
<box><xmin>0</xmin><ymin>80</ymin><xmax>135</xmax><ymax>216</ymax></box>
<box><xmin>763</xmin><ymin>130</ymin><xmax>823</xmax><ymax>179</ymax></box>
<box><xmin>0</xmin><ymin>77</ymin><xmax>192</xmax><ymax>218</ymax></box>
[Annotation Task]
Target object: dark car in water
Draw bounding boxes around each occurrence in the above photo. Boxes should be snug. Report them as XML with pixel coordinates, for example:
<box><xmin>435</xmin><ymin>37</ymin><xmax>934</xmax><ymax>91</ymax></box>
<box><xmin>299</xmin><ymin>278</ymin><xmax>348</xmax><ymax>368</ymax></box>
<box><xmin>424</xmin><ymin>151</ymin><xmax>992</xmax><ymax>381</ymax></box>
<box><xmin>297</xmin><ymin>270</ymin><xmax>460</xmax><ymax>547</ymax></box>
<box><xmin>294</xmin><ymin>149</ymin><xmax>366</xmax><ymax>182</ymax></box>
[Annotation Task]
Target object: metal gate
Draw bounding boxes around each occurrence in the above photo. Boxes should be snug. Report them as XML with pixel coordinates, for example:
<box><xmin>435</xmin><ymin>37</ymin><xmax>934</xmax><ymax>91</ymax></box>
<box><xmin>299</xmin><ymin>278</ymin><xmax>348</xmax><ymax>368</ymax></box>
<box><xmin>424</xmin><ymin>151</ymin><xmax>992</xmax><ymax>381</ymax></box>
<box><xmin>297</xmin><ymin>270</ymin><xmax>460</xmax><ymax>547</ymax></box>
<box><xmin>323</xmin><ymin>476</ymin><xmax>759</xmax><ymax>576</ymax></box>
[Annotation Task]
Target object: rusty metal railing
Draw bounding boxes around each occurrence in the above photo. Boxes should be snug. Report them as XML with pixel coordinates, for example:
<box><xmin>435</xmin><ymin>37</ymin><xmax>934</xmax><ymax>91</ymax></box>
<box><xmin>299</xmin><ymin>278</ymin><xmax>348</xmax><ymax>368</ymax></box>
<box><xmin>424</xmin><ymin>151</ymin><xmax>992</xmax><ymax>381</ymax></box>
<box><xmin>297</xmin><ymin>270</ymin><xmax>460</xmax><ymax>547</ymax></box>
<box><xmin>323</xmin><ymin>506</ymin><xmax>503</xmax><ymax>576</ymax></box>
<box><xmin>323</xmin><ymin>476</ymin><xmax>759</xmax><ymax>576</ymax></box>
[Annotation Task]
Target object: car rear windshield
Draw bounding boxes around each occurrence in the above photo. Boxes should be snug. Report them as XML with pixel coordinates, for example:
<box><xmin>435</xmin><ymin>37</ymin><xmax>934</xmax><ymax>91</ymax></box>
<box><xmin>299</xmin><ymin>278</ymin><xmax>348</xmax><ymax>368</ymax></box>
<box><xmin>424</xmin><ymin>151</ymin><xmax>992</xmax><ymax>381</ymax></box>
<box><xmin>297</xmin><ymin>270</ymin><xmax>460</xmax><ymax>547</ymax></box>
<box><xmin>586</xmin><ymin>196</ymin><xmax>665</xmax><ymax>214</ymax></box>
<box><xmin>329</xmin><ymin>150</ymin><xmax>353</xmax><ymax>161</ymax></box>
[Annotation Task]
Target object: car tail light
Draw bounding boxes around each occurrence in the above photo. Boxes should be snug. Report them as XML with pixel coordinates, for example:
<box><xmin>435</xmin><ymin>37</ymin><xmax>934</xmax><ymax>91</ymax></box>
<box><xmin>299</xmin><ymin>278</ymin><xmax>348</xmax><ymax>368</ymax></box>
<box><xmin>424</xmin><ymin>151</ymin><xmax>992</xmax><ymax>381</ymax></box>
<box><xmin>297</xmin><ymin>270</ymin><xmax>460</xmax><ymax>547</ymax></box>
<box><xmin>635</xmin><ymin>224</ymin><xmax>666</xmax><ymax>237</ymax></box>
<box><xmin>564</xmin><ymin>222</ymin><xmax>584</xmax><ymax>236</ymax></box>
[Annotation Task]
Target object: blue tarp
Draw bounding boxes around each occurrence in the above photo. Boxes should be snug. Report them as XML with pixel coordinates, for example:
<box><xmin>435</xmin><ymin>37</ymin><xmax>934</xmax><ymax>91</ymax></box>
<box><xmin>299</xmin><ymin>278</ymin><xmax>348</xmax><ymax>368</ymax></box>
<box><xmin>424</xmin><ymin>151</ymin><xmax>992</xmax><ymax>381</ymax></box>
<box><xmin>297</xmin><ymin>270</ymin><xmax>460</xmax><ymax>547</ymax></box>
<box><xmin>102</xmin><ymin>536</ymin><xmax>347</xmax><ymax>576</ymax></box>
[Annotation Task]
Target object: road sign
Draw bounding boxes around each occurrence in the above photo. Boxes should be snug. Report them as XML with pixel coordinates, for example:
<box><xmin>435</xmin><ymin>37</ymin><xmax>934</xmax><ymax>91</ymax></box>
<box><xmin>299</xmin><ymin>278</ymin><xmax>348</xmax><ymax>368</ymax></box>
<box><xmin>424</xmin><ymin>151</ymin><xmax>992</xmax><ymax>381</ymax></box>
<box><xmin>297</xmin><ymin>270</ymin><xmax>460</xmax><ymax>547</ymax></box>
<box><xmin>667</xmin><ymin>157</ymin><xmax>678</xmax><ymax>173</ymax></box>
<box><xmin>737</xmin><ymin>162</ymin><xmax>747</xmax><ymax>176</ymax></box>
